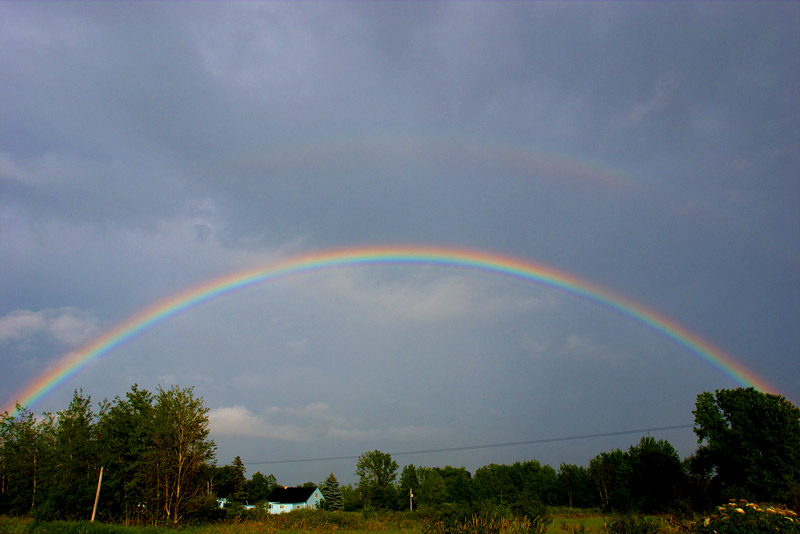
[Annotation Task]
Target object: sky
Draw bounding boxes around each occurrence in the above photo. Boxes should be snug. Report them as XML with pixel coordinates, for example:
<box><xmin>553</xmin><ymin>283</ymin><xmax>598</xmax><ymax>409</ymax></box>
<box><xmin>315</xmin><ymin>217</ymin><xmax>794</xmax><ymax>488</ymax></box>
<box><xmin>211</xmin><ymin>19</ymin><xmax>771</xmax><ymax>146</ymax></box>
<box><xmin>1</xmin><ymin>2</ymin><xmax>799</xmax><ymax>487</ymax></box>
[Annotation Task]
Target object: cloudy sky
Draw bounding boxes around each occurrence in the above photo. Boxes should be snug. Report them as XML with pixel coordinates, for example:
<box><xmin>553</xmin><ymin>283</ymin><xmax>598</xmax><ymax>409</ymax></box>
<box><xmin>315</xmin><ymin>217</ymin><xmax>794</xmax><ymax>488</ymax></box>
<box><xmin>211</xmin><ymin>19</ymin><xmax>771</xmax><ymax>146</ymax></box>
<box><xmin>2</xmin><ymin>2</ymin><xmax>798</xmax><ymax>486</ymax></box>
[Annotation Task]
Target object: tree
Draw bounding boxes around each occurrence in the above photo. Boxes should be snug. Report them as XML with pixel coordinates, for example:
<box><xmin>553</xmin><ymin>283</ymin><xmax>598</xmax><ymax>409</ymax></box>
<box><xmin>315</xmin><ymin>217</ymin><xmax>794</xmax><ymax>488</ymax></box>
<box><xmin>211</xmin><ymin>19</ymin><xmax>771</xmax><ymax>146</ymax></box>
<box><xmin>355</xmin><ymin>450</ymin><xmax>398</xmax><ymax>508</ymax></box>
<box><xmin>692</xmin><ymin>387</ymin><xmax>800</xmax><ymax>503</ymax></box>
<box><xmin>38</xmin><ymin>390</ymin><xmax>99</xmax><ymax>520</ymax></box>
<box><xmin>627</xmin><ymin>436</ymin><xmax>684</xmax><ymax>513</ymax></box>
<box><xmin>397</xmin><ymin>464</ymin><xmax>420</xmax><ymax>510</ymax></box>
<box><xmin>418</xmin><ymin>468</ymin><xmax>447</xmax><ymax>507</ymax></box>
<box><xmin>438</xmin><ymin>466</ymin><xmax>472</xmax><ymax>504</ymax></box>
<box><xmin>557</xmin><ymin>463</ymin><xmax>596</xmax><ymax>508</ymax></box>
<box><xmin>0</xmin><ymin>405</ymin><xmax>54</xmax><ymax>515</ymax></box>
<box><xmin>319</xmin><ymin>473</ymin><xmax>343</xmax><ymax>510</ymax></box>
<box><xmin>588</xmin><ymin>449</ymin><xmax>631</xmax><ymax>512</ymax></box>
<box><xmin>247</xmin><ymin>472</ymin><xmax>277</xmax><ymax>504</ymax></box>
<box><xmin>96</xmin><ymin>385</ymin><xmax>156</xmax><ymax>523</ymax></box>
<box><xmin>229</xmin><ymin>456</ymin><xmax>248</xmax><ymax>502</ymax></box>
<box><xmin>149</xmin><ymin>385</ymin><xmax>216</xmax><ymax>523</ymax></box>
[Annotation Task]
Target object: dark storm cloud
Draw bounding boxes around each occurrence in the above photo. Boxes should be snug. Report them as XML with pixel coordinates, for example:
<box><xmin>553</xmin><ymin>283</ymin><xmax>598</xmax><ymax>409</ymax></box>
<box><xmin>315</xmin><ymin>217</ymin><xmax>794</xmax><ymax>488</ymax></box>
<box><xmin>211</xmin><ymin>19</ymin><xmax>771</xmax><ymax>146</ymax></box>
<box><xmin>1</xmin><ymin>1</ymin><xmax>798</xmax><ymax>485</ymax></box>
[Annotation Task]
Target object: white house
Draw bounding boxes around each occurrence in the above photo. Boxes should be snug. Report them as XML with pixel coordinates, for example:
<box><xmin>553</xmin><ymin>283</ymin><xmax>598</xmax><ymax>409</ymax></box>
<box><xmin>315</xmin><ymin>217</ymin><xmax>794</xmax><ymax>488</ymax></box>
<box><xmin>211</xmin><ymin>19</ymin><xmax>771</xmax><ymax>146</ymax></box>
<box><xmin>267</xmin><ymin>486</ymin><xmax>323</xmax><ymax>514</ymax></box>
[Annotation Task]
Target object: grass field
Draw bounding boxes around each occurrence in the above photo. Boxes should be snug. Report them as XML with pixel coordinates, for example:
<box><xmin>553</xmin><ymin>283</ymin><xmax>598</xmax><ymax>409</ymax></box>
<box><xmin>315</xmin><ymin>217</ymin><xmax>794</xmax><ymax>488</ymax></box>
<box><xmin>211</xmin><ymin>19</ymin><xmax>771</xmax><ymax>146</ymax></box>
<box><xmin>0</xmin><ymin>510</ymin><xmax>684</xmax><ymax>534</ymax></box>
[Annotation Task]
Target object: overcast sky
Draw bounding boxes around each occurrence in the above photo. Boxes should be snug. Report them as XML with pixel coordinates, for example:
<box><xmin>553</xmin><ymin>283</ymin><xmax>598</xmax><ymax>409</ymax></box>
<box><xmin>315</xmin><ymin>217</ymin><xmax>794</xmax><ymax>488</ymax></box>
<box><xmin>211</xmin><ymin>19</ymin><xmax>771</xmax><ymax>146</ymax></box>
<box><xmin>2</xmin><ymin>2</ymin><xmax>798</xmax><ymax>486</ymax></box>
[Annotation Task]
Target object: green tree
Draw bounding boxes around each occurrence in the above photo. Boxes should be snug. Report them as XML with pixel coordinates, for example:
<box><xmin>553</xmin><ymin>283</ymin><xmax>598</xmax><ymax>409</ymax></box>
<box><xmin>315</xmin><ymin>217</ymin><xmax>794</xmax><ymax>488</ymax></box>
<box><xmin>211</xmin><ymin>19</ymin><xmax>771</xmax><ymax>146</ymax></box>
<box><xmin>627</xmin><ymin>436</ymin><xmax>684</xmax><ymax>513</ymax></box>
<box><xmin>397</xmin><ymin>464</ymin><xmax>420</xmax><ymax>510</ymax></box>
<box><xmin>0</xmin><ymin>405</ymin><xmax>54</xmax><ymax>515</ymax></box>
<box><xmin>557</xmin><ymin>463</ymin><xmax>596</xmax><ymax>508</ymax></box>
<box><xmin>341</xmin><ymin>483</ymin><xmax>363</xmax><ymax>511</ymax></box>
<box><xmin>247</xmin><ymin>472</ymin><xmax>277</xmax><ymax>504</ymax></box>
<box><xmin>229</xmin><ymin>456</ymin><xmax>248</xmax><ymax>502</ymax></box>
<box><xmin>96</xmin><ymin>385</ymin><xmax>156</xmax><ymax>523</ymax></box>
<box><xmin>438</xmin><ymin>466</ymin><xmax>473</xmax><ymax>504</ymax></box>
<box><xmin>149</xmin><ymin>385</ymin><xmax>216</xmax><ymax>523</ymax></box>
<box><xmin>692</xmin><ymin>387</ymin><xmax>800</xmax><ymax>503</ymax></box>
<box><xmin>355</xmin><ymin>450</ymin><xmax>398</xmax><ymax>509</ymax></box>
<box><xmin>418</xmin><ymin>468</ymin><xmax>447</xmax><ymax>507</ymax></box>
<box><xmin>472</xmin><ymin>463</ymin><xmax>516</xmax><ymax>504</ymax></box>
<box><xmin>319</xmin><ymin>473</ymin><xmax>343</xmax><ymax>510</ymax></box>
<box><xmin>589</xmin><ymin>449</ymin><xmax>631</xmax><ymax>512</ymax></box>
<box><xmin>38</xmin><ymin>390</ymin><xmax>99</xmax><ymax>520</ymax></box>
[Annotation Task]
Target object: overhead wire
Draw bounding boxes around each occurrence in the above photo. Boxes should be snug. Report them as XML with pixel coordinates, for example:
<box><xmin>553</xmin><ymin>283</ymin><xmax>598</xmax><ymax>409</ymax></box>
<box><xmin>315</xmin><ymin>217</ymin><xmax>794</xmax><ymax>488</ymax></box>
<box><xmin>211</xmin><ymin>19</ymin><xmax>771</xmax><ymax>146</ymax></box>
<box><xmin>242</xmin><ymin>423</ymin><xmax>692</xmax><ymax>465</ymax></box>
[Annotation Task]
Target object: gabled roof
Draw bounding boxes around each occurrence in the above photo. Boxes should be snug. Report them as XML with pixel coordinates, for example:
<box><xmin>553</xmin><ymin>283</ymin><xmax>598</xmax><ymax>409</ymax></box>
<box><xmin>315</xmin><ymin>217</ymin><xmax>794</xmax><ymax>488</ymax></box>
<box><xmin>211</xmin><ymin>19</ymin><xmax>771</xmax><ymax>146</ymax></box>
<box><xmin>267</xmin><ymin>486</ymin><xmax>318</xmax><ymax>504</ymax></box>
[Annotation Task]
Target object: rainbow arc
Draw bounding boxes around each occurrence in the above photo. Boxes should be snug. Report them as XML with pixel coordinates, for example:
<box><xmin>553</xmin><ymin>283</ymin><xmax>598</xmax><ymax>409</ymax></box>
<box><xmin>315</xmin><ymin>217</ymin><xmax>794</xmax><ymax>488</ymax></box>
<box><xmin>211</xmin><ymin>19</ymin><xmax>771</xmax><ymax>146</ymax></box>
<box><xmin>3</xmin><ymin>245</ymin><xmax>777</xmax><ymax>415</ymax></box>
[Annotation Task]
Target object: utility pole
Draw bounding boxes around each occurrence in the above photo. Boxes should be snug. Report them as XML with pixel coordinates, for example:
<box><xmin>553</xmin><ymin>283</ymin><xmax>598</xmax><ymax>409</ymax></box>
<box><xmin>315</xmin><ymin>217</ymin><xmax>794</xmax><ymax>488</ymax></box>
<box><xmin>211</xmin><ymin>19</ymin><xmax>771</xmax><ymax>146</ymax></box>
<box><xmin>409</xmin><ymin>487</ymin><xmax>414</xmax><ymax>512</ymax></box>
<box><xmin>91</xmin><ymin>466</ymin><xmax>103</xmax><ymax>522</ymax></box>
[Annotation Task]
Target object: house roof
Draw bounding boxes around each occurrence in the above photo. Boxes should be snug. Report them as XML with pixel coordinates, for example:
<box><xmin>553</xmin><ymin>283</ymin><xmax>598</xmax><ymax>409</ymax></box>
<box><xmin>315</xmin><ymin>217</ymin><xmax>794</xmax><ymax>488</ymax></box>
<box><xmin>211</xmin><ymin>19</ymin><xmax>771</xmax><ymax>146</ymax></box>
<box><xmin>267</xmin><ymin>486</ymin><xmax>318</xmax><ymax>504</ymax></box>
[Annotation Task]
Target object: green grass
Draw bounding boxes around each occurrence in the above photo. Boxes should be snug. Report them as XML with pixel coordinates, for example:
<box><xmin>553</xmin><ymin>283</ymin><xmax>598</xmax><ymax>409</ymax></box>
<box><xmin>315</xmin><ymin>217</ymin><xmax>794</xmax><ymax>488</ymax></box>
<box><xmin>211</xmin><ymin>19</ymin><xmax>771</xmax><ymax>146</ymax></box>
<box><xmin>546</xmin><ymin>513</ymin><xmax>607</xmax><ymax>534</ymax></box>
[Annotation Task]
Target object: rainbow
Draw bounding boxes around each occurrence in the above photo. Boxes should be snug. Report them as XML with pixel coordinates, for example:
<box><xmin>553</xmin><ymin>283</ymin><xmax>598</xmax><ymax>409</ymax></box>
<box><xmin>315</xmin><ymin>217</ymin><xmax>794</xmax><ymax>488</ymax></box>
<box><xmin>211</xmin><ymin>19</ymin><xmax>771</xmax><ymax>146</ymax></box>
<box><xmin>3</xmin><ymin>245</ymin><xmax>777</xmax><ymax>415</ymax></box>
<box><xmin>238</xmin><ymin>135</ymin><xmax>632</xmax><ymax>189</ymax></box>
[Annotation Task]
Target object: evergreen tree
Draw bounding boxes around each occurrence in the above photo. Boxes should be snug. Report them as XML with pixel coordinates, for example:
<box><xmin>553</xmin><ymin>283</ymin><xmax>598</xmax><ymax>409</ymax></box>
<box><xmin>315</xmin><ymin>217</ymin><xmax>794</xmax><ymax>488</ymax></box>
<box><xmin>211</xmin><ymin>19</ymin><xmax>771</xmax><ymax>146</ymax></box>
<box><xmin>230</xmin><ymin>456</ymin><xmax>248</xmax><ymax>502</ymax></box>
<box><xmin>319</xmin><ymin>473</ymin><xmax>343</xmax><ymax>510</ymax></box>
<box><xmin>38</xmin><ymin>390</ymin><xmax>99</xmax><ymax>520</ymax></box>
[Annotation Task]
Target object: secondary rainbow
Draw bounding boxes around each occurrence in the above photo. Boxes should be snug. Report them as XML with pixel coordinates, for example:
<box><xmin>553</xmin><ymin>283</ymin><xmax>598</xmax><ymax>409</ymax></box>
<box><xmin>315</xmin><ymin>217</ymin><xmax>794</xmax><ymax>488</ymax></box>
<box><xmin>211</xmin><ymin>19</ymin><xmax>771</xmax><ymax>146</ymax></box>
<box><xmin>4</xmin><ymin>245</ymin><xmax>777</xmax><ymax>415</ymax></box>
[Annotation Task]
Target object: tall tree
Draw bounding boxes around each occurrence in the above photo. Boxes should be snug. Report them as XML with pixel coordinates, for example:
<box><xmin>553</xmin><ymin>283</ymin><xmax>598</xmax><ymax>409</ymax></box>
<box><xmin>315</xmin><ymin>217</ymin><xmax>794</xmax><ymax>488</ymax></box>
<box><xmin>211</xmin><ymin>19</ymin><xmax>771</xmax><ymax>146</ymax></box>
<box><xmin>396</xmin><ymin>464</ymin><xmax>420</xmax><ymax>510</ymax></box>
<box><xmin>39</xmin><ymin>391</ymin><xmax>99</xmax><ymax>520</ymax></box>
<box><xmin>0</xmin><ymin>406</ymin><xmax>54</xmax><ymax>515</ymax></box>
<box><xmin>627</xmin><ymin>436</ymin><xmax>684</xmax><ymax>513</ymax></box>
<box><xmin>693</xmin><ymin>387</ymin><xmax>800</xmax><ymax>503</ymax></box>
<box><xmin>230</xmin><ymin>456</ymin><xmax>248</xmax><ymax>502</ymax></box>
<box><xmin>418</xmin><ymin>468</ymin><xmax>447</xmax><ymax>507</ymax></box>
<box><xmin>355</xmin><ymin>450</ymin><xmax>398</xmax><ymax>508</ymax></box>
<box><xmin>247</xmin><ymin>472</ymin><xmax>277</xmax><ymax>504</ymax></box>
<box><xmin>557</xmin><ymin>463</ymin><xmax>596</xmax><ymax>508</ymax></box>
<box><xmin>149</xmin><ymin>385</ymin><xmax>216</xmax><ymax>523</ymax></box>
<box><xmin>96</xmin><ymin>385</ymin><xmax>156</xmax><ymax>523</ymax></box>
<box><xmin>438</xmin><ymin>466</ymin><xmax>473</xmax><ymax>504</ymax></box>
<box><xmin>319</xmin><ymin>473</ymin><xmax>343</xmax><ymax>510</ymax></box>
<box><xmin>588</xmin><ymin>449</ymin><xmax>631</xmax><ymax>512</ymax></box>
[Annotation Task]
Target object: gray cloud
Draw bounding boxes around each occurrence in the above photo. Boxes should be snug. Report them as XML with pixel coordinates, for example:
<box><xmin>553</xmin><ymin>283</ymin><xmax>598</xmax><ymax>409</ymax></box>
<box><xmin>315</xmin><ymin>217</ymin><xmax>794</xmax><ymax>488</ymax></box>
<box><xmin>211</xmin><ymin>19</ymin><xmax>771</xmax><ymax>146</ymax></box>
<box><xmin>1</xmin><ymin>1</ymin><xmax>797</xmax><ymax>485</ymax></box>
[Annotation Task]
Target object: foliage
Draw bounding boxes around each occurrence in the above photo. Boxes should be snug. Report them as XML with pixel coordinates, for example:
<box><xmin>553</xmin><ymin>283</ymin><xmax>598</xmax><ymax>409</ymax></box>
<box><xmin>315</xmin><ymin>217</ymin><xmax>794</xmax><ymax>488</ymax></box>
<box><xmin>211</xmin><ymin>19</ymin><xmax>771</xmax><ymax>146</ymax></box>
<box><xmin>692</xmin><ymin>388</ymin><xmax>800</xmax><ymax>504</ymax></box>
<box><xmin>245</xmin><ymin>471</ymin><xmax>277</xmax><ymax>504</ymax></box>
<box><xmin>149</xmin><ymin>385</ymin><xmax>216</xmax><ymax>523</ymax></box>
<box><xmin>0</xmin><ymin>405</ymin><xmax>54</xmax><ymax>515</ymax></box>
<box><xmin>627</xmin><ymin>436</ymin><xmax>684</xmax><ymax>514</ymax></box>
<box><xmin>557</xmin><ymin>464</ymin><xmax>597</xmax><ymax>509</ymax></box>
<box><xmin>355</xmin><ymin>450</ymin><xmax>399</xmax><ymax>509</ymax></box>
<box><xmin>588</xmin><ymin>450</ymin><xmax>631</xmax><ymax>512</ymax></box>
<box><xmin>397</xmin><ymin>464</ymin><xmax>421</xmax><ymax>510</ymax></box>
<box><xmin>319</xmin><ymin>472</ymin><xmax>344</xmax><ymax>511</ymax></box>
<box><xmin>691</xmin><ymin>500</ymin><xmax>799</xmax><ymax>534</ymax></box>
<box><xmin>605</xmin><ymin>515</ymin><xmax>662</xmax><ymax>534</ymax></box>
<box><xmin>472</xmin><ymin>461</ymin><xmax>558</xmax><ymax>507</ymax></box>
<box><xmin>2</xmin><ymin>384</ymin><xmax>216</xmax><ymax>525</ymax></box>
<box><xmin>36</xmin><ymin>392</ymin><xmax>99</xmax><ymax>521</ymax></box>
<box><xmin>421</xmin><ymin>512</ymin><xmax>546</xmax><ymax>534</ymax></box>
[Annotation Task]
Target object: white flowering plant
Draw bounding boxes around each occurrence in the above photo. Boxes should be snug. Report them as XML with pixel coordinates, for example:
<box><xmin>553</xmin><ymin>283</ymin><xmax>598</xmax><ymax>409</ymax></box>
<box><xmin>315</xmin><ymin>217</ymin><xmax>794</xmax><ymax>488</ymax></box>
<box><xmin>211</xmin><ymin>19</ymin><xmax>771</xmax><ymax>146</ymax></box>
<box><xmin>692</xmin><ymin>500</ymin><xmax>798</xmax><ymax>534</ymax></box>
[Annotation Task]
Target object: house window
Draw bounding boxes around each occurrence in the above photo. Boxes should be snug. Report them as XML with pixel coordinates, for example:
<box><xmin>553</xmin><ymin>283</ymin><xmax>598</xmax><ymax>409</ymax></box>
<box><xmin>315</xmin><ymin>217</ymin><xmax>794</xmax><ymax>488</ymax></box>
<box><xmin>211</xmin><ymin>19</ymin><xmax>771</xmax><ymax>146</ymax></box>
<box><xmin>280</xmin><ymin>505</ymin><xmax>284</xmax><ymax>509</ymax></box>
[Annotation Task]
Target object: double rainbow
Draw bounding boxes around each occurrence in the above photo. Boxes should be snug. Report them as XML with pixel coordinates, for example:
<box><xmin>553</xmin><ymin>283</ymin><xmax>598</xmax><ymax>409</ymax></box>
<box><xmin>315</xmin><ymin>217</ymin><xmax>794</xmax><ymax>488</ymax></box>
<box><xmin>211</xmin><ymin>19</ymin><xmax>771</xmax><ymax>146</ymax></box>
<box><xmin>3</xmin><ymin>245</ymin><xmax>777</xmax><ymax>415</ymax></box>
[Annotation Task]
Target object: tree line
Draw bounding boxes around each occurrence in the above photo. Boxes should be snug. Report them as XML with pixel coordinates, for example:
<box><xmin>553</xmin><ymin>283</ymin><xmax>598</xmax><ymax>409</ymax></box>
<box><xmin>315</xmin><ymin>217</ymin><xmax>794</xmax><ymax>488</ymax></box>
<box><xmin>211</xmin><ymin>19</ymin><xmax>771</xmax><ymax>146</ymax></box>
<box><xmin>1</xmin><ymin>386</ymin><xmax>798</xmax><ymax>524</ymax></box>
<box><xmin>346</xmin><ymin>388</ymin><xmax>799</xmax><ymax>514</ymax></box>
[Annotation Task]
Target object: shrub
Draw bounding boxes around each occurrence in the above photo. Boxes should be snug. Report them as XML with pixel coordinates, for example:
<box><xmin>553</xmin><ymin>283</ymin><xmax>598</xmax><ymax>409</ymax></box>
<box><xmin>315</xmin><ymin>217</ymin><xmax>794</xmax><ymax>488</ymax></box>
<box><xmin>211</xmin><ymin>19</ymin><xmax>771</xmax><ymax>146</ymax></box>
<box><xmin>606</xmin><ymin>515</ymin><xmax>661</xmax><ymax>534</ymax></box>
<box><xmin>691</xmin><ymin>500</ymin><xmax>799</xmax><ymax>534</ymax></box>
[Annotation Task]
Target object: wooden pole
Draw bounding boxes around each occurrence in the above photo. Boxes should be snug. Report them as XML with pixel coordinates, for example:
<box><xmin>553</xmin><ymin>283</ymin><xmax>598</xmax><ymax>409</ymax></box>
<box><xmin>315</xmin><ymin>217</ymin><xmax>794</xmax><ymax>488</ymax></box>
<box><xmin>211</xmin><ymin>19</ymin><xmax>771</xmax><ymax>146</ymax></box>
<box><xmin>91</xmin><ymin>466</ymin><xmax>103</xmax><ymax>522</ymax></box>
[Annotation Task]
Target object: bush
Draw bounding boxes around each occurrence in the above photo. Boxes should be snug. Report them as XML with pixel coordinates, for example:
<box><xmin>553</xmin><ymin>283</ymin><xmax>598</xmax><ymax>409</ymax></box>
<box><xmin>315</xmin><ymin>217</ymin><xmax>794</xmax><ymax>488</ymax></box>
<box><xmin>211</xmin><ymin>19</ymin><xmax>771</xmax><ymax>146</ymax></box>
<box><xmin>606</xmin><ymin>515</ymin><xmax>661</xmax><ymax>534</ymax></box>
<box><xmin>692</xmin><ymin>500</ymin><xmax>799</xmax><ymax>534</ymax></box>
<box><xmin>421</xmin><ymin>512</ymin><xmax>544</xmax><ymax>534</ymax></box>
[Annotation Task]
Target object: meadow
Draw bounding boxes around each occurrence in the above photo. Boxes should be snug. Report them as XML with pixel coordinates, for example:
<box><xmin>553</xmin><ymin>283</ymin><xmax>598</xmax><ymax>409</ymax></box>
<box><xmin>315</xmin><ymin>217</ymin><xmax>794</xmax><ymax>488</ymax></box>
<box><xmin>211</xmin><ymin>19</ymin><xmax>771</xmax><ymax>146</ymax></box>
<box><xmin>0</xmin><ymin>510</ymin><xmax>682</xmax><ymax>534</ymax></box>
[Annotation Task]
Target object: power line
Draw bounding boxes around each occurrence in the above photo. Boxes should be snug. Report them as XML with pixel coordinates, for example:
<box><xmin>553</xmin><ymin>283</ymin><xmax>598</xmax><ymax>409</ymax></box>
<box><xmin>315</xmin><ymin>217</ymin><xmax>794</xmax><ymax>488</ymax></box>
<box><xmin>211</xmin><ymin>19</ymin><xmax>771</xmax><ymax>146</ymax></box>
<box><xmin>242</xmin><ymin>423</ymin><xmax>692</xmax><ymax>466</ymax></box>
